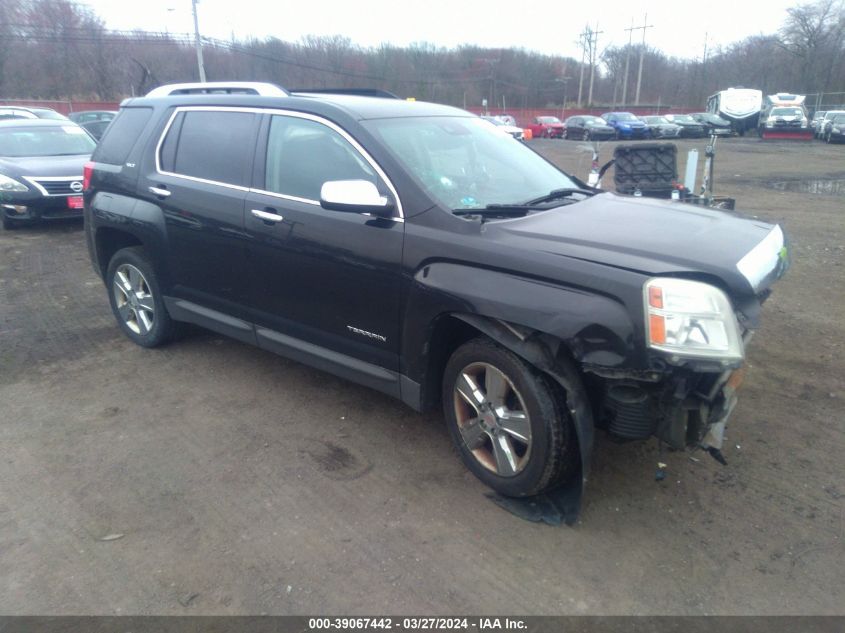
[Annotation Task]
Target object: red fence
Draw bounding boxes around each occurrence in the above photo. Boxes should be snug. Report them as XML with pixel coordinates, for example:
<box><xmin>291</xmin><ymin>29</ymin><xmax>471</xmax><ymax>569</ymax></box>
<box><xmin>0</xmin><ymin>98</ymin><xmax>121</xmax><ymax>114</ymax></box>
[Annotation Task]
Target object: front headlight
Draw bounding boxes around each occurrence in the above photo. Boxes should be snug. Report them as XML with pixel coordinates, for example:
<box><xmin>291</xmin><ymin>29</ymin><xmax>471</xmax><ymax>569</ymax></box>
<box><xmin>0</xmin><ymin>174</ymin><xmax>29</xmax><ymax>192</ymax></box>
<box><xmin>644</xmin><ymin>278</ymin><xmax>744</xmax><ymax>362</ymax></box>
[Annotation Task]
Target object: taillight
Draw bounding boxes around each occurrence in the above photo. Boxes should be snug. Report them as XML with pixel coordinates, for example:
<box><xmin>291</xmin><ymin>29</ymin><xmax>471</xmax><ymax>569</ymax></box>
<box><xmin>83</xmin><ymin>161</ymin><xmax>94</xmax><ymax>191</ymax></box>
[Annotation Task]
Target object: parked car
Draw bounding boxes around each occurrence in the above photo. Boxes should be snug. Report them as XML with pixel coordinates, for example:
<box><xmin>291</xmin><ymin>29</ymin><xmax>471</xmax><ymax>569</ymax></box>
<box><xmin>0</xmin><ymin>105</ymin><xmax>68</xmax><ymax>120</ymax></box>
<box><xmin>821</xmin><ymin>113</ymin><xmax>845</xmax><ymax>143</ymax></box>
<box><xmin>689</xmin><ymin>112</ymin><xmax>733</xmax><ymax>136</ymax></box>
<box><xmin>69</xmin><ymin>110</ymin><xmax>118</xmax><ymax>125</ymax></box>
<box><xmin>80</xmin><ymin>119</ymin><xmax>112</xmax><ymax>141</ymax></box>
<box><xmin>481</xmin><ymin>115</ymin><xmax>524</xmax><ymax>140</ymax></box>
<box><xmin>493</xmin><ymin>114</ymin><xmax>518</xmax><ymax>127</ymax></box>
<box><xmin>817</xmin><ymin>110</ymin><xmax>845</xmax><ymax>139</ymax></box>
<box><xmin>84</xmin><ymin>82</ymin><xmax>789</xmax><ymax>515</ymax></box>
<box><xmin>758</xmin><ymin>106</ymin><xmax>809</xmax><ymax>134</ymax></box>
<box><xmin>0</xmin><ymin>108</ymin><xmax>38</xmax><ymax>121</ymax></box>
<box><xmin>562</xmin><ymin>115</ymin><xmax>616</xmax><ymax>140</ymax></box>
<box><xmin>600</xmin><ymin>112</ymin><xmax>650</xmax><ymax>139</ymax></box>
<box><xmin>0</xmin><ymin>119</ymin><xmax>96</xmax><ymax>229</ymax></box>
<box><xmin>639</xmin><ymin>115</ymin><xmax>682</xmax><ymax>139</ymax></box>
<box><xmin>810</xmin><ymin>111</ymin><xmax>827</xmax><ymax>137</ymax></box>
<box><xmin>527</xmin><ymin>115</ymin><xmax>565</xmax><ymax>138</ymax></box>
<box><xmin>664</xmin><ymin>114</ymin><xmax>708</xmax><ymax>138</ymax></box>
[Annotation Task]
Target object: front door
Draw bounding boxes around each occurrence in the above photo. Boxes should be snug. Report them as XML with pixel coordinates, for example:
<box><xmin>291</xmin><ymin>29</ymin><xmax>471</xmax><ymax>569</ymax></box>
<box><xmin>243</xmin><ymin>112</ymin><xmax>405</xmax><ymax>374</ymax></box>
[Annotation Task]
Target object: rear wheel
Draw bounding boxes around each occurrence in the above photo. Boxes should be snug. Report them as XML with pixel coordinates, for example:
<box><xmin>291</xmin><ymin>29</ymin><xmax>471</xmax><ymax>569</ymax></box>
<box><xmin>106</xmin><ymin>246</ymin><xmax>178</xmax><ymax>348</ymax></box>
<box><xmin>2</xmin><ymin>216</ymin><xmax>18</xmax><ymax>230</ymax></box>
<box><xmin>442</xmin><ymin>338</ymin><xmax>578</xmax><ymax>497</ymax></box>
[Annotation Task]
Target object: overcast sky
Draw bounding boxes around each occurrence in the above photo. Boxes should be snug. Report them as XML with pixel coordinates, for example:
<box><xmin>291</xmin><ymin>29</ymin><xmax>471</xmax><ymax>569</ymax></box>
<box><xmin>79</xmin><ymin>0</ymin><xmax>796</xmax><ymax>62</ymax></box>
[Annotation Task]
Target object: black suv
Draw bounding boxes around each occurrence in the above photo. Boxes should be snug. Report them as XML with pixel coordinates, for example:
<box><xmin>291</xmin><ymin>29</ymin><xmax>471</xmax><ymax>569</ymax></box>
<box><xmin>84</xmin><ymin>82</ymin><xmax>788</xmax><ymax>513</ymax></box>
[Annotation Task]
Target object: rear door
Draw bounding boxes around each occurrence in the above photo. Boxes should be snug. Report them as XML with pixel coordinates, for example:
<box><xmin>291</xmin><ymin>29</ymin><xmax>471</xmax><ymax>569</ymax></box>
<box><xmin>243</xmin><ymin>111</ymin><xmax>405</xmax><ymax>375</ymax></box>
<box><xmin>139</xmin><ymin>107</ymin><xmax>260</xmax><ymax>319</ymax></box>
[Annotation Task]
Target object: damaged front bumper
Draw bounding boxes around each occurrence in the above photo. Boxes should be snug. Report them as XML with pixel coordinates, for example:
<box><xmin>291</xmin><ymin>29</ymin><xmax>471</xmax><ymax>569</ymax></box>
<box><xmin>596</xmin><ymin>324</ymin><xmax>755</xmax><ymax>462</ymax></box>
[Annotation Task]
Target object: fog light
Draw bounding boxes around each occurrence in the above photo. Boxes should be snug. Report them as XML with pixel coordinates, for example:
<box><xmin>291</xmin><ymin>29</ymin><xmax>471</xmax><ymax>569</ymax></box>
<box><xmin>2</xmin><ymin>204</ymin><xmax>28</xmax><ymax>215</ymax></box>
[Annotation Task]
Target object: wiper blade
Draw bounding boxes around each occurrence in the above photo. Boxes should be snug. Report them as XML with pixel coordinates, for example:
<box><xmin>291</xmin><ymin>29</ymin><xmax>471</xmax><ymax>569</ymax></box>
<box><xmin>452</xmin><ymin>206</ymin><xmax>538</xmax><ymax>217</ymax></box>
<box><xmin>524</xmin><ymin>187</ymin><xmax>597</xmax><ymax>205</ymax></box>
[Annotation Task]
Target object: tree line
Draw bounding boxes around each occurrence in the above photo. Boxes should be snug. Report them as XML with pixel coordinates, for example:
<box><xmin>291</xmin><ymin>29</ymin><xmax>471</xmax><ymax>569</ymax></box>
<box><xmin>1</xmin><ymin>0</ymin><xmax>843</xmax><ymax>109</ymax></box>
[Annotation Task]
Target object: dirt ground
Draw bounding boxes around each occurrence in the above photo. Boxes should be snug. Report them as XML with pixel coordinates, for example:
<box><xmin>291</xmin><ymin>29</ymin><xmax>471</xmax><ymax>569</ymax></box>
<box><xmin>0</xmin><ymin>137</ymin><xmax>842</xmax><ymax>615</ymax></box>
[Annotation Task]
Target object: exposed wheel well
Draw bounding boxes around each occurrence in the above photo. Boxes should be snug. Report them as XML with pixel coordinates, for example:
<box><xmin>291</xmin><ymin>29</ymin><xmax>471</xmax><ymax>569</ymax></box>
<box><xmin>95</xmin><ymin>228</ymin><xmax>143</xmax><ymax>278</ymax></box>
<box><xmin>420</xmin><ymin>315</ymin><xmax>484</xmax><ymax>412</ymax></box>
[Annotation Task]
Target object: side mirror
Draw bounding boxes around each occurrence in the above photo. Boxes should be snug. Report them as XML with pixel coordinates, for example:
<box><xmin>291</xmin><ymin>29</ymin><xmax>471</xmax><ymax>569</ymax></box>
<box><xmin>320</xmin><ymin>180</ymin><xmax>395</xmax><ymax>217</ymax></box>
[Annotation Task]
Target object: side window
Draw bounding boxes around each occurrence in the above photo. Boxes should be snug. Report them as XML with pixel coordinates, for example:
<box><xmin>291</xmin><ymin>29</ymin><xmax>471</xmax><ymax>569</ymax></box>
<box><xmin>168</xmin><ymin>110</ymin><xmax>256</xmax><ymax>187</ymax></box>
<box><xmin>264</xmin><ymin>115</ymin><xmax>378</xmax><ymax>201</ymax></box>
<box><xmin>158</xmin><ymin>112</ymin><xmax>184</xmax><ymax>173</ymax></box>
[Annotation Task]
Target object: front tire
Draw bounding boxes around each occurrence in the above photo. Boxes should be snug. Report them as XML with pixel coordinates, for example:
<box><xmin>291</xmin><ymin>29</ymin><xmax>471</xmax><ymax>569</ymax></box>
<box><xmin>106</xmin><ymin>246</ymin><xmax>177</xmax><ymax>348</ymax></box>
<box><xmin>442</xmin><ymin>338</ymin><xmax>577</xmax><ymax>497</ymax></box>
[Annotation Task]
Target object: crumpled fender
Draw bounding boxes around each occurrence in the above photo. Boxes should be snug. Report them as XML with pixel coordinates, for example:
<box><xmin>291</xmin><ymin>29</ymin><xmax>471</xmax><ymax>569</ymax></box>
<box><xmin>453</xmin><ymin>314</ymin><xmax>595</xmax><ymax>521</ymax></box>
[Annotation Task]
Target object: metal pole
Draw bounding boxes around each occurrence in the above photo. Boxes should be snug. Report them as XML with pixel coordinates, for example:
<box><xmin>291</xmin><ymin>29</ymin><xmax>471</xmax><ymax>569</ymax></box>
<box><xmin>192</xmin><ymin>0</ymin><xmax>206</xmax><ymax>83</ymax></box>
<box><xmin>562</xmin><ymin>79</ymin><xmax>568</xmax><ymax>120</ymax></box>
<box><xmin>622</xmin><ymin>18</ymin><xmax>633</xmax><ymax>105</ymax></box>
<box><xmin>587</xmin><ymin>25</ymin><xmax>602</xmax><ymax>107</ymax></box>
<box><xmin>577</xmin><ymin>28</ymin><xmax>587</xmax><ymax>107</ymax></box>
<box><xmin>634</xmin><ymin>13</ymin><xmax>653</xmax><ymax>106</ymax></box>
<box><xmin>587</xmin><ymin>28</ymin><xmax>595</xmax><ymax>106</ymax></box>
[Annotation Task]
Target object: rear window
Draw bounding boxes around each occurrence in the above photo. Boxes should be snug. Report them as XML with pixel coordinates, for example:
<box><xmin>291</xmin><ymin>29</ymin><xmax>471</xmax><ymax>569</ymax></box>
<box><xmin>93</xmin><ymin>107</ymin><xmax>153</xmax><ymax>165</ymax></box>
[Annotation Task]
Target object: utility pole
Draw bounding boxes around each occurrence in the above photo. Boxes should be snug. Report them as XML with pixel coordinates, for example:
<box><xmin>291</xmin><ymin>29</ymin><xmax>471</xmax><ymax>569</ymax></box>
<box><xmin>633</xmin><ymin>13</ymin><xmax>654</xmax><ymax>106</ymax></box>
<box><xmin>191</xmin><ymin>0</ymin><xmax>206</xmax><ymax>83</ymax></box>
<box><xmin>622</xmin><ymin>17</ymin><xmax>634</xmax><ymax>105</ymax></box>
<box><xmin>701</xmin><ymin>32</ymin><xmax>708</xmax><ymax>103</ymax></box>
<box><xmin>577</xmin><ymin>27</ymin><xmax>590</xmax><ymax>107</ymax></box>
<box><xmin>587</xmin><ymin>24</ymin><xmax>603</xmax><ymax>107</ymax></box>
<box><xmin>557</xmin><ymin>77</ymin><xmax>570</xmax><ymax>120</ymax></box>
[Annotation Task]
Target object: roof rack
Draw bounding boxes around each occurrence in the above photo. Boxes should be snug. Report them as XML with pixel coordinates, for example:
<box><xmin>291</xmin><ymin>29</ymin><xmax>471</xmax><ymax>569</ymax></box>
<box><xmin>291</xmin><ymin>88</ymin><xmax>400</xmax><ymax>99</ymax></box>
<box><xmin>145</xmin><ymin>82</ymin><xmax>289</xmax><ymax>97</ymax></box>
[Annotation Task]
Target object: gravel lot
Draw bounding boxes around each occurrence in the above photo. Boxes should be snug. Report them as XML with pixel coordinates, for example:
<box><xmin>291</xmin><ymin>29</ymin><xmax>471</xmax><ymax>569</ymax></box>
<box><xmin>0</xmin><ymin>137</ymin><xmax>842</xmax><ymax>615</ymax></box>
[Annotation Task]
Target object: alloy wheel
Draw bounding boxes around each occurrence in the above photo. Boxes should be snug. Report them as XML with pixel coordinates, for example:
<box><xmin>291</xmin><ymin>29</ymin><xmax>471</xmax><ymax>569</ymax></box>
<box><xmin>112</xmin><ymin>263</ymin><xmax>155</xmax><ymax>335</ymax></box>
<box><xmin>452</xmin><ymin>362</ymin><xmax>532</xmax><ymax>477</ymax></box>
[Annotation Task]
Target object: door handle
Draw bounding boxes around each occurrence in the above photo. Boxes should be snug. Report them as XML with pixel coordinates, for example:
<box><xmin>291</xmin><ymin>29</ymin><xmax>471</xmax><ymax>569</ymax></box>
<box><xmin>148</xmin><ymin>186</ymin><xmax>171</xmax><ymax>198</ymax></box>
<box><xmin>251</xmin><ymin>208</ymin><xmax>284</xmax><ymax>223</ymax></box>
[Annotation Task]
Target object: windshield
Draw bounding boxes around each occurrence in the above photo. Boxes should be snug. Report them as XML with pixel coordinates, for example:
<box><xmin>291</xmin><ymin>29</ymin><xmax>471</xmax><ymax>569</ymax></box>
<box><xmin>771</xmin><ymin>107</ymin><xmax>803</xmax><ymax>117</ymax></box>
<box><xmin>644</xmin><ymin>116</ymin><xmax>670</xmax><ymax>124</ymax></box>
<box><xmin>537</xmin><ymin>116</ymin><xmax>561</xmax><ymax>124</ymax></box>
<box><xmin>614</xmin><ymin>113</ymin><xmax>638</xmax><ymax>121</ymax></box>
<box><xmin>482</xmin><ymin>117</ymin><xmax>506</xmax><ymax>127</ymax></box>
<box><xmin>672</xmin><ymin>115</ymin><xmax>695</xmax><ymax>123</ymax></box>
<box><xmin>0</xmin><ymin>125</ymin><xmax>96</xmax><ymax>157</ymax></box>
<box><xmin>363</xmin><ymin>116</ymin><xmax>578</xmax><ymax>210</ymax></box>
<box><xmin>584</xmin><ymin>117</ymin><xmax>606</xmax><ymax>126</ymax></box>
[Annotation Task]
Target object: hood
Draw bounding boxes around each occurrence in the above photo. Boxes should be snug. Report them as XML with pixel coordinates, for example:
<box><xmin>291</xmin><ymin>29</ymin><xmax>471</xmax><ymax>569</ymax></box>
<box><xmin>490</xmin><ymin>192</ymin><xmax>784</xmax><ymax>299</ymax></box>
<box><xmin>0</xmin><ymin>154</ymin><xmax>90</xmax><ymax>177</ymax></box>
